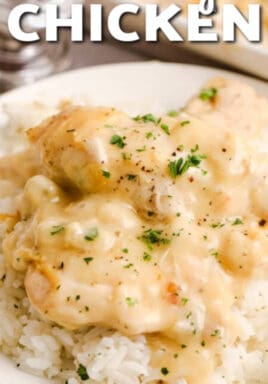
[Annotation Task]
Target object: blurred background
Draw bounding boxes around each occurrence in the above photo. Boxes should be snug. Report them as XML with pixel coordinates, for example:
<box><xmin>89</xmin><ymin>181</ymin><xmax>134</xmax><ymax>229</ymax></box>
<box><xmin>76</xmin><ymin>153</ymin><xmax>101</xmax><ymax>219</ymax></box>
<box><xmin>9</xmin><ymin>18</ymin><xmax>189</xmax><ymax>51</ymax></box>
<box><xmin>0</xmin><ymin>0</ymin><xmax>267</xmax><ymax>93</ymax></box>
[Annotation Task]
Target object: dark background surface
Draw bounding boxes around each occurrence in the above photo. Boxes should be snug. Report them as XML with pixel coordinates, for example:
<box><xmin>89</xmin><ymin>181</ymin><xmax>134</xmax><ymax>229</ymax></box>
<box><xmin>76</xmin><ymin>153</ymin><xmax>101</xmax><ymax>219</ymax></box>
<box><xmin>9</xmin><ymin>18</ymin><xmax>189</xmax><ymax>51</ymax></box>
<box><xmin>70</xmin><ymin>40</ymin><xmax>236</xmax><ymax>72</ymax></box>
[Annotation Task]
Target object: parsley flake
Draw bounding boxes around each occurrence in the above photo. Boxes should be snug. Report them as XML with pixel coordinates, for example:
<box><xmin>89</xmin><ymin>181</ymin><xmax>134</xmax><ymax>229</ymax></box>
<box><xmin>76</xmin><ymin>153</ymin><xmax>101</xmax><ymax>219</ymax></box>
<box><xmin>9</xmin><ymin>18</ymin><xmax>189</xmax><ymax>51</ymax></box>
<box><xmin>140</xmin><ymin>229</ymin><xmax>171</xmax><ymax>250</ymax></box>
<box><xmin>102</xmin><ymin>170</ymin><xmax>110</xmax><ymax>178</ymax></box>
<box><xmin>84</xmin><ymin>257</ymin><xmax>94</xmax><ymax>264</ymax></box>
<box><xmin>160</xmin><ymin>123</ymin><xmax>170</xmax><ymax>135</ymax></box>
<box><xmin>199</xmin><ymin>87</ymin><xmax>218</xmax><ymax>101</ymax></box>
<box><xmin>211</xmin><ymin>250</ymin><xmax>219</xmax><ymax>259</ymax></box>
<box><xmin>110</xmin><ymin>135</ymin><xmax>126</xmax><ymax>148</ymax></box>
<box><xmin>122</xmin><ymin>152</ymin><xmax>132</xmax><ymax>160</ymax></box>
<box><xmin>211</xmin><ymin>329</ymin><xmax>220</xmax><ymax>337</ymax></box>
<box><xmin>191</xmin><ymin>144</ymin><xmax>199</xmax><ymax>153</ymax></box>
<box><xmin>84</xmin><ymin>227</ymin><xmax>98</xmax><ymax>241</ymax></box>
<box><xmin>125</xmin><ymin>297</ymin><xmax>138</xmax><ymax>306</ymax></box>
<box><xmin>168</xmin><ymin>151</ymin><xmax>206</xmax><ymax>178</ymax></box>
<box><xmin>210</xmin><ymin>222</ymin><xmax>224</xmax><ymax>229</ymax></box>
<box><xmin>127</xmin><ymin>174</ymin><xmax>137</xmax><ymax>181</ymax></box>
<box><xmin>123</xmin><ymin>263</ymin><xmax>133</xmax><ymax>269</ymax></box>
<box><xmin>143</xmin><ymin>252</ymin><xmax>152</xmax><ymax>261</ymax></box>
<box><xmin>133</xmin><ymin>113</ymin><xmax>158</xmax><ymax>124</ymax></box>
<box><xmin>181</xmin><ymin>297</ymin><xmax>189</xmax><ymax>305</ymax></box>
<box><xmin>232</xmin><ymin>218</ymin><xmax>243</xmax><ymax>225</ymax></box>
<box><xmin>146</xmin><ymin>131</ymin><xmax>154</xmax><ymax>139</ymax></box>
<box><xmin>50</xmin><ymin>225</ymin><xmax>65</xmax><ymax>236</ymax></box>
<box><xmin>77</xmin><ymin>364</ymin><xmax>89</xmax><ymax>381</ymax></box>
<box><xmin>180</xmin><ymin>120</ymin><xmax>190</xmax><ymax>127</ymax></box>
<box><xmin>168</xmin><ymin>110</ymin><xmax>179</xmax><ymax>117</ymax></box>
<box><xmin>136</xmin><ymin>145</ymin><xmax>146</xmax><ymax>152</ymax></box>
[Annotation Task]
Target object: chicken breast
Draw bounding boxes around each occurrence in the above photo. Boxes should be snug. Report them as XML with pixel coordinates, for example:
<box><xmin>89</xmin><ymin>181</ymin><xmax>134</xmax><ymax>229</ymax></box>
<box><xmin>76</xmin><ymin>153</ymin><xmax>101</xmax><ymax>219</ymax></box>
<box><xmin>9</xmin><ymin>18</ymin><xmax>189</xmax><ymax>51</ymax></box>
<box><xmin>27</xmin><ymin>106</ymin><xmax>185</xmax><ymax>220</ymax></box>
<box><xmin>3</xmin><ymin>174</ymin><xmax>239</xmax><ymax>338</ymax></box>
<box><xmin>26</xmin><ymin>78</ymin><xmax>268</xmax><ymax>221</ymax></box>
<box><xmin>185</xmin><ymin>77</ymin><xmax>268</xmax><ymax>132</ymax></box>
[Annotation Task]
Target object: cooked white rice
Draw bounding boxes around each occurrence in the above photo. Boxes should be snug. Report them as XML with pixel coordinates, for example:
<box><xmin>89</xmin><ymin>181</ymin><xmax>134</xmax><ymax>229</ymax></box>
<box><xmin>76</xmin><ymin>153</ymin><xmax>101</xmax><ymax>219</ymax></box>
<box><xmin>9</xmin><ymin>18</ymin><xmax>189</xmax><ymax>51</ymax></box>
<box><xmin>0</xmin><ymin>100</ymin><xmax>268</xmax><ymax>384</ymax></box>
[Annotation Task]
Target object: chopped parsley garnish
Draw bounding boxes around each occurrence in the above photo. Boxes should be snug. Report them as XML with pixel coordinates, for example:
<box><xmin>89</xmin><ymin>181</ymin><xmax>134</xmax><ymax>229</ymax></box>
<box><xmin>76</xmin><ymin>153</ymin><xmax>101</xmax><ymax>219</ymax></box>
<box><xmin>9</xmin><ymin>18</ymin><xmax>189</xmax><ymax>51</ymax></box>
<box><xmin>168</xmin><ymin>110</ymin><xmax>179</xmax><ymax>117</ymax></box>
<box><xmin>210</xmin><ymin>250</ymin><xmax>219</xmax><ymax>258</ymax></box>
<box><xmin>50</xmin><ymin>225</ymin><xmax>65</xmax><ymax>236</ymax></box>
<box><xmin>201</xmin><ymin>340</ymin><xmax>206</xmax><ymax>347</ymax></box>
<box><xmin>169</xmin><ymin>158</ymin><xmax>183</xmax><ymax>178</ymax></box>
<box><xmin>181</xmin><ymin>297</ymin><xmax>189</xmax><ymax>305</ymax></box>
<box><xmin>77</xmin><ymin>364</ymin><xmax>89</xmax><ymax>381</ymax></box>
<box><xmin>191</xmin><ymin>144</ymin><xmax>199</xmax><ymax>153</ymax></box>
<box><xmin>127</xmin><ymin>174</ymin><xmax>137</xmax><ymax>181</ymax></box>
<box><xmin>133</xmin><ymin>113</ymin><xmax>158</xmax><ymax>124</ymax></box>
<box><xmin>110</xmin><ymin>134</ymin><xmax>126</xmax><ymax>148</ymax></box>
<box><xmin>75</xmin><ymin>295</ymin><xmax>80</xmax><ymax>301</ymax></box>
<box><xmin>125</xmin><ymin>297</ymin><xmax>138</xmax><ymax>306</ymax></box>
<box><xmin>160</xmin><ymin>123</ymin><xmax>170</xmax><ymax>135</ymax></box>
<box><xmin>161</xmin><ymin>367</ymin><xmax>169</xmax><ymax>375</ymax></box>
<box><xmin>122</xmin><ymin>248</ymin><xmax>129</xmax><ymax>253</ymax></box>
<box><xmin>123</xmin><ymin>263</ymin><xmax>133</xmax><ymax>269</ymax></box>
<box><xmin>146</xmin><ymin>131</ymin><xmax>154</xmax><ymax>139</ymax></box>
<box><xmin>143</xmin><ymin>252</ymin><xmax>152</xmax><ymax>261</ymax></box>
<box><xmin>84</xmin><ymin>257</ymin><xmax>94</xmax><ymax>264</ymax></box>
<box><xmin>136</xmin><ymin>145</ymin><xmax>146</xmax><ymax>152</ymax></box>
<box><xmin>210</xmin><ymin>222</ymin><xmax>224</xmax><ymax>229</ymax></box>
<box><xmin>84</xmin><ymin>227</ymin><xmax>99</xmax><ymax>241</ymax></box>
<box><xmin>140</xmin><ymin>229</ymin><xmax>171</xmax><ymax>250</ymax></box>
<box><xmin>180</xmin><ymin>120</ymin><xmax>190</xmax><ymax>127</ymax></box>
<box><xmin>134</xmin><ymin>113</ymin><xmax>172</xmax><ymax>138</ymax></box>
<box><xmin>168</xmin><ymin>151</ymin><xmax>206</xmax><ymax>178</ymax></box>
<box><xmin>199</xmin><ymin>87</ymin><xmax>218</xmax><ymax>101</ymax></box>
<box><xmin>211</xmin><ymin>329</ymin><xmax>220</xmax><ymax>337</ymax></box>
<box><xmin>121</xmin><ymin>152</ymin><xmax>132</xmax><ymax>160</ymax></box>
<box><xmin>232</xmin><ymin>218</ymin><xmax>243</xmax><ymax>225</ymax></box>
<box><xmin>102</xmin><ymin>170</ymin><xmax>110</xmax><ymax>178</ymax></box>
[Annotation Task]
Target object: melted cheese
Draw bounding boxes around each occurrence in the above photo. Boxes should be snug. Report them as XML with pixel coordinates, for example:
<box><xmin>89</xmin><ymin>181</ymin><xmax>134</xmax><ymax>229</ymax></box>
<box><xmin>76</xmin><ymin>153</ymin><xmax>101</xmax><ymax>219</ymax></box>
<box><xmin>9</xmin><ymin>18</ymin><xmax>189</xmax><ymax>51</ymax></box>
<box><xmin>2</xmin><ymin>77</ymin><xmax>268</xmax><ymax>384</ymax></box>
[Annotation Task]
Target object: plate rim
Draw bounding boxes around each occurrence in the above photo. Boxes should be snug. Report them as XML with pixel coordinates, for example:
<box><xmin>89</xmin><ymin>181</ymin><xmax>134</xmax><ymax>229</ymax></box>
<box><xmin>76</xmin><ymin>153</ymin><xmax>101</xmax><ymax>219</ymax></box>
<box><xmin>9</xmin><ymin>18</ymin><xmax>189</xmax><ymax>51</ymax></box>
<box><xmin>1</xmin><ymin>60</ymin><xmax>268</xmax><ymax>103</ymax></box>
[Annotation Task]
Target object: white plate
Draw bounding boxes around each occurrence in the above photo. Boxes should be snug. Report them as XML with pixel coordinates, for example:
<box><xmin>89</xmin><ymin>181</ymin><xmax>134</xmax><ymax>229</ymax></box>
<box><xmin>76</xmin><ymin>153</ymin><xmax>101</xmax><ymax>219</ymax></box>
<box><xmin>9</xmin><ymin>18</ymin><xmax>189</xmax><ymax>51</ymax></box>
<box><xmin>0</xmin><ymin>61</ymin><xmax>268</xmax><ymax>384</ymax></box>
<box><xmin>180</xmin><ymin>22</ymin><xmax>268</xmax><ymax>80</ymax></box>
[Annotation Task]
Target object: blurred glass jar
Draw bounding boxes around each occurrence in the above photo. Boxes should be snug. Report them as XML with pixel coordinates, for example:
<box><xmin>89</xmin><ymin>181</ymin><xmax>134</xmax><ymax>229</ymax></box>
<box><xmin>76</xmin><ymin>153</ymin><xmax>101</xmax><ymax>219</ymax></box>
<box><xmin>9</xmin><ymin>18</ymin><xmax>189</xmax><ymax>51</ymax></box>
<box><xmin>0</xmin><ymin>0</ymin><xmax>72</xmax><ymax>91</ymax></box>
